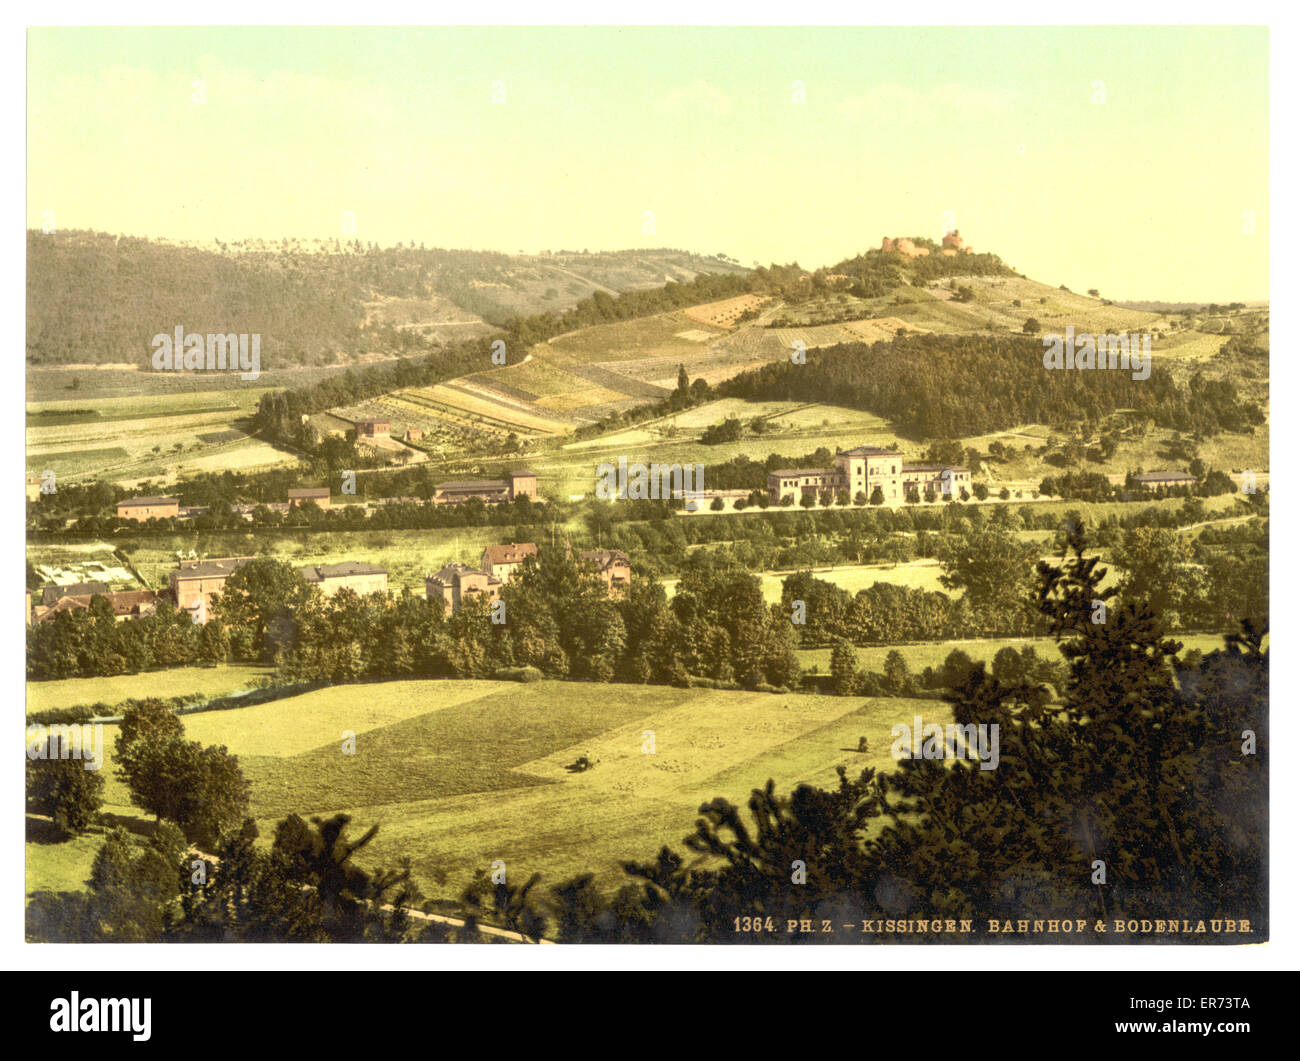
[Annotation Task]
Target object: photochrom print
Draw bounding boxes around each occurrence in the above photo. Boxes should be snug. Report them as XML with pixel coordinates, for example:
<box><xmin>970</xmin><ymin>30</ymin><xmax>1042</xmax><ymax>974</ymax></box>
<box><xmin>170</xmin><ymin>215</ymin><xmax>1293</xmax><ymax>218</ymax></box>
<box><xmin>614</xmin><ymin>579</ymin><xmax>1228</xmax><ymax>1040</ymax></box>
<box><xmin>25</xmin><ymin>26</ymin><xmax>1268</xmax><ymax>945</ymax></box>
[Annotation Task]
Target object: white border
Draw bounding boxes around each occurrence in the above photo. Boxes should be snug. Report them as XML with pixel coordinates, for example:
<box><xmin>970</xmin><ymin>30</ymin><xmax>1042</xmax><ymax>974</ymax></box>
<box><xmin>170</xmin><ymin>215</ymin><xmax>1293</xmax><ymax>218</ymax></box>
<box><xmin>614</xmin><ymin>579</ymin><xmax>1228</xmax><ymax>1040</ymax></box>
<box><xmin>6</xmin><ymin>4</ymin><xmax>1293</xmax><ymax>974</ymax></box>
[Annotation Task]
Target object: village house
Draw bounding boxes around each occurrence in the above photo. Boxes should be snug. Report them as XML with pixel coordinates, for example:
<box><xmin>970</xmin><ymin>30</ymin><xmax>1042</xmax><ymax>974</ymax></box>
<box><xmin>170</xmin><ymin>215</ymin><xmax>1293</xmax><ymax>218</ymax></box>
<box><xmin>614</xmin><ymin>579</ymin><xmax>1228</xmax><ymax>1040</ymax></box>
<box><xmin>355</xmin><ymin>417</ymin><xmax>391</xmax><ymax>439</ymax></box>
<box><xmin>1131</xmin><ymin>471</ymin><xmax>1199</xmax><ymax>491</ymax></box>
<box><xmin>33</xmin><ymin>588</ymin><xmax>160</xmax><ymax>624</ymax></box>
<box><xmin>405</xmin><ymin>428</ymin><xmax>424</xmax><ymax>443</ymax></box>
<box><xmin>42</xmin><ymin>581</ymin><xmax>108</xmax><ymax>605</ymax></box>
<box><xmin>169</xmin><ymin>556</ymin><xmax>254</xmax><ymax>624</ymax></box>
<box><xmin>299</xmin><ymin>561</ymin><xmax>388</xmax><ymax>597</ymax></box>
<box><xmin>288</xmin><ymin>487</ymin><xmax>331</xmax><ymax>510</ymax></box>
<box><xmin>425</xmin><ymin>542</ymin><xmax>539</xmax><ymax>615</ymax></box>
<box><xmin>433</xmin><ymin>470</ymin><xmax>538</xmax><ymax>505</ymax></box>
<box><xmin>580</xmin><ymin>549</ymin><xmax>632</xmax><ymax>596</ymax></box>
<box><xmin>116</xmin><ymin>496</ymin><xmax>181</xmax><ymax>521</ymax></box>
<box><xmin>480</xmin><ymin>542</ymin><xmax>538</xmax><ymax>582</ymax></box>
<box><xmin>901</xmin><ymin>463</ymin><xmax>972</xmax><ymax>499</ymax></box>
<box><xmin>26</xmin><ymin>477</ymin><xmax>42</xmax><ymax>502</ymax></box>
<box><xmin>426</xmin><ymin>563</ymin><xmax>502</xmax><ymax>615</ymax></box>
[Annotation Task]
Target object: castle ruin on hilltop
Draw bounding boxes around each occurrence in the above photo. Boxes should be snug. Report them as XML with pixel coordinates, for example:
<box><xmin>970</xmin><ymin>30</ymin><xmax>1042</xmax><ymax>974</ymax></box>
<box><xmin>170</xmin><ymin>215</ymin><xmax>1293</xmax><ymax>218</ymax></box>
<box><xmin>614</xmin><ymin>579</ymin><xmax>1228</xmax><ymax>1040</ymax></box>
<box><xmin>881</xmin><ymin>230</ymin><xmax>975</xmax><ymax>258</ymax></box>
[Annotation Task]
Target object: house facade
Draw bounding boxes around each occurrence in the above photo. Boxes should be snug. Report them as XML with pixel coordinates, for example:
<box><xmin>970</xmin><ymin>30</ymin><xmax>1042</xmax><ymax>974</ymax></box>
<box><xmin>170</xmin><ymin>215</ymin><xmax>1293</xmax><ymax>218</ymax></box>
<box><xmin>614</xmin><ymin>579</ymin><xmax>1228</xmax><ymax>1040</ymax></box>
<box><xmin>579</xmin><ymin>549</ymin><xmax>632</xmax><ymax>596</ymax></box>
<box><xmin>288</xmin><ymin>487</ymin><xmax>331</xmax><ymax>510</ymax></box>
<box><xmin>480</xmin><ymin>542</ymin><xmax>538</xmax><ymax>582</ymax></box>
<box><xmin>426</xmin><ymin>563</ymin><xmax>502</xmax><ymax>615</ymax></box>
<box><xmin>1132</xmin><ymin>472</ymin><xmax>1198</xmax><ymax>491</ymax></box>
<box><xmin>901</xmin><ymin>463</ymin><xmax>972</xmax><ymax>499</ymax></box>
<box><xmin>766</xmin><ymin>446</ymin><xmax>968</xmax><ymax>505</ymax></box>
<box><xmin>433</xmin><ymin>470</ymin><xmax>538</xmax><ymax>505</ymax></box>
<box><xmin>299</xmin><ymin>561</ymin><xmax>388</xmax><ymax>597</ymax></box>
<box><xmin>355</xmin><ymin>418</ymin><xmax>391</xmax><ymax>438</ymax></box>
<box><xmin>169</xmin><ymin>556</ymin><xmax>255</xmax><ymax>623</ymax></box>
<box><xmin>117</xmin><ymin>496</ymin><xmax>181</xmax><ymax>521</ymax></box>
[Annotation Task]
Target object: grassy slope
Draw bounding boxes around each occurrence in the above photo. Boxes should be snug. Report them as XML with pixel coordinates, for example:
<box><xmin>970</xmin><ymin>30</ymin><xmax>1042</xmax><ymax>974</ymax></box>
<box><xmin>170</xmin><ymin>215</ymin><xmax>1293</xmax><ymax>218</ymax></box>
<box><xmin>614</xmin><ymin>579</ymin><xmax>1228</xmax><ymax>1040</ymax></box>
<box><xmin>27</xmin><ymin>678</ymin><xmax>944</xmax><ymax>901</ymax></box>
<box><xmin>26</xmin><ymin>663</ymin><xmax>274</xmax><ymax>715</ymax></box>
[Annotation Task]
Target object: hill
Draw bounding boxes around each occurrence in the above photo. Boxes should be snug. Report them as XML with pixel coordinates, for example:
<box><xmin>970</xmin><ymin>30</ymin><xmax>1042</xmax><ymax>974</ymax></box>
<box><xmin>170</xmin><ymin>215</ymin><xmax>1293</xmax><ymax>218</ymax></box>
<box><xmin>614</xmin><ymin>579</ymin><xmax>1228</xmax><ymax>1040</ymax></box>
<box><xmin>27</xmin><ymin>231</ymin><xmax>1267</xmax><ymax>490</ymax></box>
<box><xmin>25</xmin><ymin>229</ymin><xmax>751</xmax><ymax>369</ymax></box>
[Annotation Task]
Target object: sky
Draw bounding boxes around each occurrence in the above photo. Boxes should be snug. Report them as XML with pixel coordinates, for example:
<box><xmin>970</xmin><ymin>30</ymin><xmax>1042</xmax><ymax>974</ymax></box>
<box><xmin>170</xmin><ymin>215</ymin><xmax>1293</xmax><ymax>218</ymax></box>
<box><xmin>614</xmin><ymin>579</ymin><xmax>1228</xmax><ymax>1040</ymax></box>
<box><xmin>27</xmin><ymin>26</ymin><xmax>1269</xmax><ymax>301</ymax></box>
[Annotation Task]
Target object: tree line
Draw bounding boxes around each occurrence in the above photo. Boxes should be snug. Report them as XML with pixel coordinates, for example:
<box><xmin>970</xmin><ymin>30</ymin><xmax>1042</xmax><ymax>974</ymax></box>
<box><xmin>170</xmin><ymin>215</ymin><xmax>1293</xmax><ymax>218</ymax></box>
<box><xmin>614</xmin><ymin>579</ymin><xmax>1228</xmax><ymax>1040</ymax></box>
<box><xmin>719</xmin><ymin>334</ymin><xmax>1264</xmax><ymax>440</ymax></box>
<box><xmin>28</xmin><ymin>507</ymin><xmax>1266</xmax><ymax>682</ymax></box>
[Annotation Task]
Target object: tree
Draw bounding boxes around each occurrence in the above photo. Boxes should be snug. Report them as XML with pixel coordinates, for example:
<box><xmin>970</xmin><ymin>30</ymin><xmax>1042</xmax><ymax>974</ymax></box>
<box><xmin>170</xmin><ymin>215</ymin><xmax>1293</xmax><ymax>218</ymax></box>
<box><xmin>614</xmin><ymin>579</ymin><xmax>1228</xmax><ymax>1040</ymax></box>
<box><xmin>1115</xmin><ymin>526</ymin><xmax>1193</xmax><ymax>629</ymax></box>
<box><xmin>114</xmin><ymin>699</ymin><xmax>249</xmax><ymax>847</ymax></box>
<box><xmin>208</xmin><ymin>558</ymin><xmax>318</xmax><ymax>662</ymax></box>
<box><xmin>462</xmin><ymin>868</ymin><xmax>548</xmax><ymax>942</ymax></box>
<box><xmin>269</xmin><ymin>813</ymin><xmax>411</xmax><ymax>939</ymax></box>
<box><xmin>939</xmin><ymin>523</ymin><xmax>1038</xmax><ymax>633</ymax></box>
<box><xmin>869</xmin><ymin>486</ymin><xmax>884</xmax><ymax>506</ymax></box>
<box><xmin>881</xmin><ymin>649</ymin><xmax>913</xmax><ymax>695</ymax></box>
<box><xmin>829</xmin><ymin>638</ymin><xmax>859</xmax><ymax>695</ymax></box>
<box><xmin>165</xmin><ymin>741</ymin><xmax>252</xmax><ymax>850</ymax></box>
<box><xmin>26</xmin><ymin>739</ymin><xmax>104</xmax><ymax>836</ymax></box>
<box><xmin>115</xmin><ymin>699</ymin><xmax>184</xmax><ymax>819</ymax></box>
<box><xmin>198</xmin><ymin>620</ymin><xmax>230</xmax><ymax>664</ymax></box>
<box><xmin>1022</xmin><ymin>317</ymin><xmax>1041</xmax><ymax>334</ymax></box>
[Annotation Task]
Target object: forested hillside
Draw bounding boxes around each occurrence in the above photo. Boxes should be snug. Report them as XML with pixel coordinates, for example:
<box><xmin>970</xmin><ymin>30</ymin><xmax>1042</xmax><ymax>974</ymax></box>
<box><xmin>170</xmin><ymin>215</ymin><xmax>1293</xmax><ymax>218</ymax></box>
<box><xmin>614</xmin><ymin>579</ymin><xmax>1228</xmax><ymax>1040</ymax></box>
<box><xmin>26</xmin><ymin>230</ymin><xmax>750</xmax><ymax>366</ymax></box>
<box><xmin>720</xmin><ymin>333</ymin><xmax>1265</xmax><ymax>439</ymax></box>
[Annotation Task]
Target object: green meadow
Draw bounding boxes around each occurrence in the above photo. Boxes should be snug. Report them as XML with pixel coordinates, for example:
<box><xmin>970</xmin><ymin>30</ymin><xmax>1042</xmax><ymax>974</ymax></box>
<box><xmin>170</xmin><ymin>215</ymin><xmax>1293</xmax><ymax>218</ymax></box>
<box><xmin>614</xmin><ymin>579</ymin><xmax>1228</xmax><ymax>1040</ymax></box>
<box><xmin>27</xmin><ymin>678</ymin><xmax>946</xmax><ymax>903</ymax></box>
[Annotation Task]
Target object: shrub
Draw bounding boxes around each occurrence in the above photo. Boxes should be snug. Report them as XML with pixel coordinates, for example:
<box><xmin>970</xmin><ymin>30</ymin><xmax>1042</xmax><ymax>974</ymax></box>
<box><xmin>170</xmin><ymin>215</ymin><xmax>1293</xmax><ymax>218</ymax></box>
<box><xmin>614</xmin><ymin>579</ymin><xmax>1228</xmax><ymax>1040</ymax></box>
<box><xmin>26</xmin><ymin>741</ymin><xmax>104</xmax><ymax>837</ymax></box>
<box><xmin>27</xmin><ymin>704</ymin><xmax>98</xmax><ymax>726</ymax></box>
<box><xmin>493</xmin><ymin>665</ymin><xmax>543</xmax><ymax>683</ymax></box>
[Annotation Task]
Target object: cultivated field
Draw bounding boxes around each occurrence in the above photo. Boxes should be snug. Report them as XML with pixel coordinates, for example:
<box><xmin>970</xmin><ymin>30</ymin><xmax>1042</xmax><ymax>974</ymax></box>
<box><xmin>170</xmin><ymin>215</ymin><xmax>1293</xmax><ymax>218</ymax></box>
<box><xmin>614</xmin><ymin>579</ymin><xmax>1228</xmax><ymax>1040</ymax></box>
<box><xmin>27</xmin><ymin>678</ymin><xmax>948</xmax><ymax>903</ymax></box>
<box><xmin>681</xmin><ymin>294</ymin><xmax>771</xmax><ymax>328</ymax></box>
<box><xmin>50</xmin><ymin>525</ymin><xmax>553</xmax><ymax>596</ymax></box>
<box><xmin>25</xmin><ymin>388</ymin><xmax>295</xmax><ymax>486</ymax></box>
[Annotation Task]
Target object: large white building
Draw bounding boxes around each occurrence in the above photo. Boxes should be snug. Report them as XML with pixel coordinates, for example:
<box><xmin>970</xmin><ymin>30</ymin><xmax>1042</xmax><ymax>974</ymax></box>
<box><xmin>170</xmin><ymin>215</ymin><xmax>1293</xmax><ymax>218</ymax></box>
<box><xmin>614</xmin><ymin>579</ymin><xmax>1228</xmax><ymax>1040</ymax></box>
<box><xmin>766</xmin><ymin>446</ymin><xmax>969</xmax><ymax>505</ymax></box>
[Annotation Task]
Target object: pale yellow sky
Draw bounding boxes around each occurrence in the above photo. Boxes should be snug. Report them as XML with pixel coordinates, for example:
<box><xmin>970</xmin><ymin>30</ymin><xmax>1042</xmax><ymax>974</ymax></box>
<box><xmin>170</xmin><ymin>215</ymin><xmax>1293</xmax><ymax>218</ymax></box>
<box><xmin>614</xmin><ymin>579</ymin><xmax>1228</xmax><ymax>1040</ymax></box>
<box><xmin>28</xmin><ymin>26</ymin><xmax>1268</xmax><ymax>301</ymax></box>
